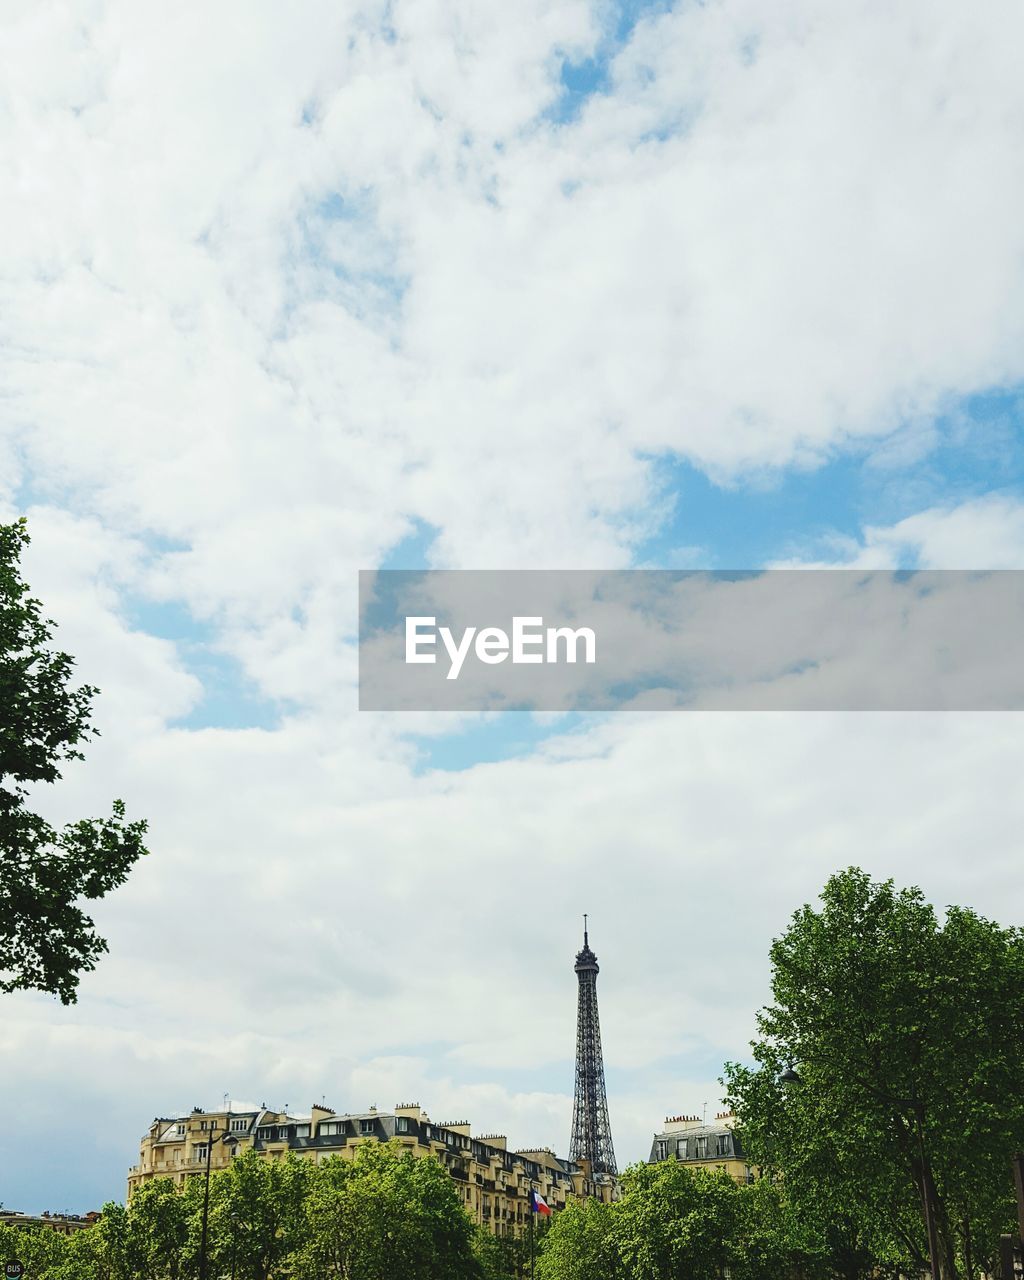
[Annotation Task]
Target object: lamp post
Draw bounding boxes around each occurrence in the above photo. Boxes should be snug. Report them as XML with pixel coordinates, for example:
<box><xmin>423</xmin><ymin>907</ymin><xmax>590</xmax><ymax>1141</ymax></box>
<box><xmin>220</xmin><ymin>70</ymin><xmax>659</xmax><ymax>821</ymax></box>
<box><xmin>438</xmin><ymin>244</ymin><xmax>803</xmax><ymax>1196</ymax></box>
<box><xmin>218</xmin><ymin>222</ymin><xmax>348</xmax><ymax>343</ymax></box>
<box><xmin>229</xmin><ymin>1210</ymin><xmax>240</xmax><ymax>1280</ymax></box>
<box><xmin>198</xmin><ymin>1128</ymin><xmax>238</xmax><ymax>1280</ymax></box>
<box><xmin>779</xmin><ymin>1065</ymin><xmax>940</xmax><ymax>1280</ymax></box>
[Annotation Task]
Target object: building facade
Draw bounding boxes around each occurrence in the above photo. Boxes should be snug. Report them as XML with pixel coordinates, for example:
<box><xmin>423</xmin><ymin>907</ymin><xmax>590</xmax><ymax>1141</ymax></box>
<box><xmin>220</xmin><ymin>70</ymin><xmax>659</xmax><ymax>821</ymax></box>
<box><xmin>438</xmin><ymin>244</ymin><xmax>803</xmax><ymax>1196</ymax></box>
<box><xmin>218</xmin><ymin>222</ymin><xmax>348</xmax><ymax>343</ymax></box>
<box><xmin>0</xmin><ymin>1210</ymin><xmax>101</xmax><ymax>1234</ymax></box>
<box><xmin>648</xmin><ymin>1110</ymin><xmax>755</xmax><ymax>1183</ymax></box>
<box><xmin>128</xmin><ymin>1101</ymin><xmax>613</xmax><ymax>1234</ymax></box>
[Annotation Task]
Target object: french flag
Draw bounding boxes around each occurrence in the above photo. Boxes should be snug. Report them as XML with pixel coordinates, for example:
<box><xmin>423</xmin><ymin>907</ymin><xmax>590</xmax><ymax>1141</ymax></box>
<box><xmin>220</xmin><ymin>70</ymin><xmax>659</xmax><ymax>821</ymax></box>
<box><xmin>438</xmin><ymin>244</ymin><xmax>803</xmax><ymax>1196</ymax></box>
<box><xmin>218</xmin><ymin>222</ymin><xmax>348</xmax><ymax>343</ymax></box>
<box><xmin>530</xmin><ymin>1189</ymin><xmax>552</xmax><ymax>1216</ymax></box>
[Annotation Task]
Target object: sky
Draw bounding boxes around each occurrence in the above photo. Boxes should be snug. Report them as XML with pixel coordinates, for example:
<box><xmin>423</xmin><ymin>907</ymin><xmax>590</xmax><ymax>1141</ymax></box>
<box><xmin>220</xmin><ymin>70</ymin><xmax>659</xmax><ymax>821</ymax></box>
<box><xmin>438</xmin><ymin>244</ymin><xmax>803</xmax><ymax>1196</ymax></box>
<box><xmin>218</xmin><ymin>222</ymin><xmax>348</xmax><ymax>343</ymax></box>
<box><xmin>2</xmin><ymin>0</ymin><xmax>1024</xmax><ymax>1214</ymax></box>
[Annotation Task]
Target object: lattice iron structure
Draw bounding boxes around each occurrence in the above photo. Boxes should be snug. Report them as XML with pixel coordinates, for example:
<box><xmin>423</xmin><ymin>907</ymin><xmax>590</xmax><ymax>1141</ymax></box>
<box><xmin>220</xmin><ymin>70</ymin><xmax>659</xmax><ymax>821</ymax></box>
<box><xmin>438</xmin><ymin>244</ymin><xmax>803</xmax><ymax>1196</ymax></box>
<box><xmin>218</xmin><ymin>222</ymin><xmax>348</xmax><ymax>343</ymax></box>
<box><xmin>569</xmin><ymin>916</ymin><xmax>617</xmax><ymax>1177</ymax></box>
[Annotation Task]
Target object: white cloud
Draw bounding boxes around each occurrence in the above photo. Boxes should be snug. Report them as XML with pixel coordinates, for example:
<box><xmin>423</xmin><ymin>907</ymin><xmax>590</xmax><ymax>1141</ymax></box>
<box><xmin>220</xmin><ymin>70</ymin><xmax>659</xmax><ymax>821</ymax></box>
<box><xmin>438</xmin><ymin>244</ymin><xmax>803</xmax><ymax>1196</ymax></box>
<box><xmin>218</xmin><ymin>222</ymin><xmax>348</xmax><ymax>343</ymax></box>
<box><xmin>860</xmin><ymin>497</ymin><xmax>1024</xmax><ymax>569</ymax></box>
<box><xmin>779</xmin><ymin>495</ymin><xmax>1024</xmax><ymax>568</ymax></box>
<box><xmin>5</xmin><ymin>0</ymin><xmax>1024</xmax><ymax>588</ymax></box>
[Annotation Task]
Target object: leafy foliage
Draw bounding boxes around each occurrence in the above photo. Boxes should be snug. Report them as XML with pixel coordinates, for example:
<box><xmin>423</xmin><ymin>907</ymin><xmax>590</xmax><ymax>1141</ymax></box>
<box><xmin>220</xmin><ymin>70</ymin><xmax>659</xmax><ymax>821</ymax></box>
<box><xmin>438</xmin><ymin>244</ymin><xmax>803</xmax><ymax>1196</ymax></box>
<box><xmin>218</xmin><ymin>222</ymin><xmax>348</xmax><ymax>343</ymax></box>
<box><xmin>0</xmin><ymin>517</ymin><xmax>148</xmax><ymax>1003</ymax></box>
<box><xmin>536</xmin><ymin>1162</ymin><xmax>828</xmax><ymax>1280</ymax></box>
<box><xmin>0</xmin><ymin>1143</ymin><xmax>489</xmax><ymax>1279</ymax></box>
<box><xmin>296</xmin><ymin>1142</ymin><xmax>482</xmax><ymax>1280</ymax></box>
<box><xmin>473</xmin><ymin>1223</ymin><xmax>533</xmax><ymax>1280</ymax></box>
<box><xmin>534</xmin><ymin>1194</ymin><xmax>618</xmax><ymax>1280</ymax></box>
<box><xmin>724</xmin><ymin>867</ymin><xmax>1024</xmax><ymax>1280</ymax></box>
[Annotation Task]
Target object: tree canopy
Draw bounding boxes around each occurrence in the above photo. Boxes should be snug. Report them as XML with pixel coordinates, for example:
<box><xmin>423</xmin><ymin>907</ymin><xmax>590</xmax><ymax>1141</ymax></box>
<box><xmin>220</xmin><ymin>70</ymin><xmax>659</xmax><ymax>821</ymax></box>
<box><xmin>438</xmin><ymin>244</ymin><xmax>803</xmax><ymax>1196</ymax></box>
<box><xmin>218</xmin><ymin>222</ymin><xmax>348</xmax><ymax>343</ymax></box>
<box><xmin>1</xmin><ymin>517</ymin><xmax>148</xmax><ymax>1003</ymax></box>
<box><xmin>536</xmin><ymin>1161</ymin><xmax>827</xmax><ymax>1280</ymax></box>
<box><xmin>1</xmin><ymin>1143</ymin><xmax>495</xmax><ymax>1280</ymax></box>
<box><xmin>724</xmin><ymin>866</ymin><xmax>1024</xmax><ymax>1280</ymax></box>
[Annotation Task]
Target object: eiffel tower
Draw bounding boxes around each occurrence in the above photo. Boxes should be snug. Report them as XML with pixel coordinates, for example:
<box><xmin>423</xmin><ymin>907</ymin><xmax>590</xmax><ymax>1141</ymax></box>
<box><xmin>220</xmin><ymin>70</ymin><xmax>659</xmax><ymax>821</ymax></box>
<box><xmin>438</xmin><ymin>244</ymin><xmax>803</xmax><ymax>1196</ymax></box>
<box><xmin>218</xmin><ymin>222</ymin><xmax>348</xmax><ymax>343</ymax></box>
<box><xmin>569</xmin><ymin>915</ymin><xmax>617</xmax><ymax>1177</ymax></box>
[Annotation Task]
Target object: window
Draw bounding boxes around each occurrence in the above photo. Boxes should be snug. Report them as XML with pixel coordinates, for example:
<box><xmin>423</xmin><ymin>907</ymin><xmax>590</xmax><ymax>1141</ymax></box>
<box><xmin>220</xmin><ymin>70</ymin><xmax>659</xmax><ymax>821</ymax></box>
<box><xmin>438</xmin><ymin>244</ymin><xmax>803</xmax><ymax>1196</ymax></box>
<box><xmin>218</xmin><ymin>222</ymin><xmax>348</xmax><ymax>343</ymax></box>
<box><xmin>717</xmin><ymin>1135</ymin><xmax>731</xmax><ymax>1156</ymax></box>
<box><xmin>397</xmin><ymin>1117</ymin><xmax>410</xmax><ymax>1133</ymax></box>
<box><xmin>321</xmin><ymin>1122</ymin><xmax>342</xmax><ymax>1136</ymax></box>
<box><xmin>175</xmin><ymin>1125</ymin><xmax>185</xmax><ymax>1136</ymax></box>
<box><xmin>200</xmin><ymin>1120</ymin><xmax>209</xmax><ymax>1131</ymax></box>
<box><xmin>695</xmin><ymin>1137</ymin><xmax>708</xmax><ymax>1159</ymax></box>
<box><xmin>656</xmin><ymin>1140</ymin><xmax>668</xmax><ymax>1161</ymax></box>
<box><xmin>229</xmin><ymin>1119</ymin><xmax>248</xmax><ymax>1133</ymax></box>
<box><xmin>676</xmin><ymin>1138</ymin><xmax>688</xmax><ymax>1159</ymax></box>
<box><xmin>194</xmin><ymin>1144</ymin><xmax>209</xmax><ymax>1162</ymax></box>
<box><xmin>360</xmin><ymin>1119</ymin><xmax>374</xmax><ymax>1134</ymax></box>
<box><xmin>295</xmin><ymin>1125</ymin><xmax>310</xmax><ymax>1138</ymax></box>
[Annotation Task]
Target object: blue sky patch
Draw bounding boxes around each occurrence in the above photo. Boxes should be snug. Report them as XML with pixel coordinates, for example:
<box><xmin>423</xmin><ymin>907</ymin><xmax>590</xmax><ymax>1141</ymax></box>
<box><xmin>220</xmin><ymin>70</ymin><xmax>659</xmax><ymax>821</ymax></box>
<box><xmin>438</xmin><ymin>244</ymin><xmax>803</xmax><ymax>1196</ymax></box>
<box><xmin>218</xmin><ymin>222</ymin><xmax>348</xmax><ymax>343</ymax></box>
<box><xmin>639</xmin><ymin>383</ymin><xmax>1024</xmax><ymax>568</ymax></box>
<box><xmin>124</xmin><ymin>598</ymin><xmax>285</xmax><ymax>731</ymax></box>
<box><xmin>550</xmin><ymin>0</ymin><xmax>676</xmax><ymax>123</ymax></box>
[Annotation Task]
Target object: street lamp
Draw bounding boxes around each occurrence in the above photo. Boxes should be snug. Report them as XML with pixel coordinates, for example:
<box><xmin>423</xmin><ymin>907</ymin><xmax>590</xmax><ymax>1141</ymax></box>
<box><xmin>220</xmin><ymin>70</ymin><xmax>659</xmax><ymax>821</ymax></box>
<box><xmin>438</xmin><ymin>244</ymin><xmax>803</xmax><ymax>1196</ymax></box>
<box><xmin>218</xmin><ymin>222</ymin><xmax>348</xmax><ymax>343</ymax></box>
<box><xmin>198</xmin><ymin>1129</ymin><xmax>238</xmax><ymax>1280</ymax></box>
<box><xmin>229</xmin><ymin>1211</ymin><xmax>240</xmax><ymax>1280</ymax></box>
<box><xmin>778</xmin><ymin>1064</ymin><xmax>940</xmax><ymax>1280</ymax></box>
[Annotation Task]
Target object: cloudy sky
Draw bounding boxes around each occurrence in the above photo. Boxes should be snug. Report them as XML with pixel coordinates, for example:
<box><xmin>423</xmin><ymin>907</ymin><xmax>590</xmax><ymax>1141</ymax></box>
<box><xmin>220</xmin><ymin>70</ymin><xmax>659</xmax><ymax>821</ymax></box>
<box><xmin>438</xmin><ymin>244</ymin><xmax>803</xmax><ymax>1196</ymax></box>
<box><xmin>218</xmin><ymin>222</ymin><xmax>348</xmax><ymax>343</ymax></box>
<box><xmin>3</xmin><ymin>0</ymin><xmax>1024</xmax><ymax>1213</ymax></box>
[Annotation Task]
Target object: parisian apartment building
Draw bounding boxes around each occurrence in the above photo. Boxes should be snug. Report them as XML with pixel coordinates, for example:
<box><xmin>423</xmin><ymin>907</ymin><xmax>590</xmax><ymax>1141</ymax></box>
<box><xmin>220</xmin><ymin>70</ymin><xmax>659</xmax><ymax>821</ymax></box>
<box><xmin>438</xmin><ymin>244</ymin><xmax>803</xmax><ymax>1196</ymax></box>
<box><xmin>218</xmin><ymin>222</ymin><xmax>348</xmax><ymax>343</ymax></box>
<box><xmin>648</xmin><ymin>1110</ymin><xmax>756</xmax><ymax>1183</ymax></box>
<box><xmin>128</xmin><ymin>1101</ymin><xmax>614</xmax><ymax>1235</ymax></box>
<box><xmin>0</xmin><ymin>1210</ymin><xmax>101</xmax><ymax>1234</ymax></box>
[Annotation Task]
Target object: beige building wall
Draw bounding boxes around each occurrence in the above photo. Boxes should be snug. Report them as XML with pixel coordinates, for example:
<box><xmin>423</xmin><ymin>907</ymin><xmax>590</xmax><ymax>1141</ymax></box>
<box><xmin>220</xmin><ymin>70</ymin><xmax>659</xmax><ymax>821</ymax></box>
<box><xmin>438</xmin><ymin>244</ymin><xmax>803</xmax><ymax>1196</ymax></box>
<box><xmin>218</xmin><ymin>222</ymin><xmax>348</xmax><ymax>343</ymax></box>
<box><xmin>649</xmin><ymin>1110</ymin><xmax>755</xmax><ymax>1184</ymax></box>
<box><xmin>128</xmin><ymin>1102</ymin><xmax>614</xmax><ymax>1236</ymax></box>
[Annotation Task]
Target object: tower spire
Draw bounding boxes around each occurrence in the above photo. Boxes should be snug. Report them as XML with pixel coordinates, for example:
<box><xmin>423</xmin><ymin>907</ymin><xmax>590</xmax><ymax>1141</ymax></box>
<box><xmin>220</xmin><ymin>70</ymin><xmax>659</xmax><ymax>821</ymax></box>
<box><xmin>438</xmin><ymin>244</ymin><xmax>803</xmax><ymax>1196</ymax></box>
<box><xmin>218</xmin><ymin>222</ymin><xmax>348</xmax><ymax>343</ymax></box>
<box><xmin>569</xmin><ymin>919</ymin><xmax>617</xmax><ymax>1178</ymax></box>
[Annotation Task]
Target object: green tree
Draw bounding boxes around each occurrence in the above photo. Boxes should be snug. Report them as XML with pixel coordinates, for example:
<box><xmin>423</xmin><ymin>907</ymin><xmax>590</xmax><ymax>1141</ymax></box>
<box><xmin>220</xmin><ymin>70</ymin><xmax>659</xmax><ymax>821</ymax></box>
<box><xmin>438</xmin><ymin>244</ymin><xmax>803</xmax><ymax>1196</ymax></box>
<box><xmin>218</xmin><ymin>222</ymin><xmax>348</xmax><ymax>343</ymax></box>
<box><xmin>732</xmin><ymin>1177</ymin><xmax>832</xmax><ymax>1280</ymax></box>
<box><xmin>1</xmin><ymin>517</ymin><xmax>148</xmax><ymax>1003</ymax></box>
<box><xmin>97</xmin><ymin>1180</ymin><xmax>189</xmax><ymax>1279</ymax></box>
<box><xmin>95</xmin><ymin>1198</ymin><xmax>155</xmax><ymax>1280</ymax></box>
<box><xmin>298</xmin><ymin>1142</ymin><xmax>482</xmax><ymax>1280</ymax></box>
<box><xmin>202</xmin><ymin>1148</ymin><xmax>311</xmax><ymax>1280</ymax></box>
<box><xmin>614</xmin><ymin>1162</ymin><xmax>744</xmax><ymax>1280</ymax></box>
<box><xmin>61</xmin><ymin>1224</ymin><xmax>106</xmax><ymax>1280</ymax></box>
<box><xmin>474</xmin><ymin>1224</ymin><xmax>532</xmax><ymax>1280</ymax></box>
<box><xmin>539</xmin><ymin>1164</ymin><xmax>749</xmax><ymax>1280</ymax></box>
<box><xmin>0</xmin><ymin>1223</ymin><xmax>77</xmax><ymax>1278</ymax></box>
<box><xmin>535</xmin><ymin>1195</ymin><xmax>618</xmax><ymax>1280</ymax></box>
<box><xmin>724</xmin><ymin>867</ymin><xmax>1024</xmax><ymax>1280</ymax></box>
